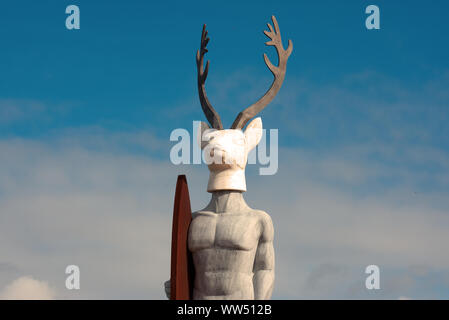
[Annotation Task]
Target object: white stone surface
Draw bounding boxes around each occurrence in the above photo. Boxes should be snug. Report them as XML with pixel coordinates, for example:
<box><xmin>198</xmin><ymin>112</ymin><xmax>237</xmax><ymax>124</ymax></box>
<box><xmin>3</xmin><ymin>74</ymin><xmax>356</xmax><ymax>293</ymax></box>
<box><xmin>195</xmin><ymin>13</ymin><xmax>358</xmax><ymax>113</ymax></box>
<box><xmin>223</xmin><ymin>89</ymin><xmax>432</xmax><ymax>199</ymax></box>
<box><xmin>192</xmin><ymin>118</ymin><xmax>273</xmax><ymax>299</ymax></box>
<box><xmin>189</xmin><ymin>191</ymin><xmax>274</xmax><ymax>300</ymax></box>
<box><xmin>199</xmin><ymin>118</ymin><xmax>263</xmax><ymax>193</ymax></box>
<box><xmin>166</xmin><ymin>118</ymin><xmax>274</xmax><ymax>300</ymax></box>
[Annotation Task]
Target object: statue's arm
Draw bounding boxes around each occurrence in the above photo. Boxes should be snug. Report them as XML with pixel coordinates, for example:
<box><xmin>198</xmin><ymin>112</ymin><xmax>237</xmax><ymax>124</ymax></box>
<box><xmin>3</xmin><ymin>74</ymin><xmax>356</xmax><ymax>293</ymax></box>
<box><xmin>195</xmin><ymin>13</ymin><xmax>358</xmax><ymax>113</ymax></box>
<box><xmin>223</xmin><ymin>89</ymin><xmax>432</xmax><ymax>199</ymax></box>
<box><xmin>164</xmin><ymin>280</ymin><xmax>170</xmax><ymax>299</ymax></box>
<box><xmin>252</xmin><ymin>213</ymin><xmax>275</xmax><ymax>300</ymax></box>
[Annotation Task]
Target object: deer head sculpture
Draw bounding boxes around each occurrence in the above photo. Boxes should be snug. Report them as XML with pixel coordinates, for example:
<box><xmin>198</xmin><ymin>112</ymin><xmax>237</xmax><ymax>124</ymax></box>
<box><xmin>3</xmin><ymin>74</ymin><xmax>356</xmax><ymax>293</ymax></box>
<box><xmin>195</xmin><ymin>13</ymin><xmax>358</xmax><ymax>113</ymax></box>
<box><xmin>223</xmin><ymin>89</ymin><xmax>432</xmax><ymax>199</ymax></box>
<box><xmin>197</xmin><ymin>16</ymin><xmax>292</xmax><ymax>192</ymax></box>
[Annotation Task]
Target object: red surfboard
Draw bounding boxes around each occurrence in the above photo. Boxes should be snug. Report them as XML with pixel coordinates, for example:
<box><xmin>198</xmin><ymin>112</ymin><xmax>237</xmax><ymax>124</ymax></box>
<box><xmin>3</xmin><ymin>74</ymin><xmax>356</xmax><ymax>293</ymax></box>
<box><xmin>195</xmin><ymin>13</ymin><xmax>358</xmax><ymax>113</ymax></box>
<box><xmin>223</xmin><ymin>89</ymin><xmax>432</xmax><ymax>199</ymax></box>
<box><xmin>170</xmin><ymin>175</ymin><xmax>194</xmax><ymax>300</ymax></box>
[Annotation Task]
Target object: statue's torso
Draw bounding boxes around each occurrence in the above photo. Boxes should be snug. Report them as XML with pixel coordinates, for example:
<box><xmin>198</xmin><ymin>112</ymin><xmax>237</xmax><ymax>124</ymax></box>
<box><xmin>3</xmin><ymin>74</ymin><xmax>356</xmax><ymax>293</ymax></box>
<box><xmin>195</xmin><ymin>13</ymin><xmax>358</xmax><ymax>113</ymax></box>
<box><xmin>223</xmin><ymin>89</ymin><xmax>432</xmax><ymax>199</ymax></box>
<box><xmin>188</xmin><ymin>210</ymin><xmax>266</xmax><ymax>299</ymax></box>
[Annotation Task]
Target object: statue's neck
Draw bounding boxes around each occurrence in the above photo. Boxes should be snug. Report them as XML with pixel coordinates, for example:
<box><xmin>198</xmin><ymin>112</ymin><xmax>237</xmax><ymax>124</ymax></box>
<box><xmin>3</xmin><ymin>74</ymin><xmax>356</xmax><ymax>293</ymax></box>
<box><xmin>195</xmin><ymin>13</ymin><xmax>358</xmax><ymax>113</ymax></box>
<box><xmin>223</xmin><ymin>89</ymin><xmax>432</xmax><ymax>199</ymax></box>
<box><xmin>205</xmin><ymin>190</ymin><xmax>249</xmax><ymax>213</ymax></box>
<box><xmin>207</xmin><ymin>169</ymin><xmax>246</xmax><ymax>192</ymax></box>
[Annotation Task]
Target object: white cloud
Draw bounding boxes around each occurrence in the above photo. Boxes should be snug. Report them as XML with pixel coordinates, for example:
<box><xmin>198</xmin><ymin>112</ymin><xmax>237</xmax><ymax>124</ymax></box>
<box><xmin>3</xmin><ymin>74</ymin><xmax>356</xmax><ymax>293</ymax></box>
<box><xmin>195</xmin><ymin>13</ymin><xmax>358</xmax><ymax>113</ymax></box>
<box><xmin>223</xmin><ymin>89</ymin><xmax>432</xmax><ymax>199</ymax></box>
<box><xmin>0</xmin><ymin>99</ymin><xmax>77</xmax><ymax>127</ymax></box>
<box><xmin>0</xmin><ymin>276</ymin><xmax>55</xmax><ymax>300</ymax></box>
<box><xmin>0</xmin><ymin>136</ymin><xmax>206</xmax><ymax>299</ymax></box>
<box><xmin>1</xmin><ymin>105</ymin><xmax>449</xmax><ymax>299</ymax></box>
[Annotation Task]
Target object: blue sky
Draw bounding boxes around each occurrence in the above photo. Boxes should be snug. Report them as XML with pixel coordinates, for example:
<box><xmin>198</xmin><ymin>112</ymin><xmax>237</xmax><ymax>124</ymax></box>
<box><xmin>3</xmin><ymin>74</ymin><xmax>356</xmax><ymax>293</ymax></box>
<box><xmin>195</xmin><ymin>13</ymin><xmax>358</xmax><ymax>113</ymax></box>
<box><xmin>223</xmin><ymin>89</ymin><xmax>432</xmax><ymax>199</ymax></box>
<box><xmin>0</xmin><ymin>0</ymin><xmax>449</xmax><ymax>299</ymax></box>
<box><xmin>1</xmin><ymin>0</ymin><xmax>447</xmax><ymax>141</ymax></box>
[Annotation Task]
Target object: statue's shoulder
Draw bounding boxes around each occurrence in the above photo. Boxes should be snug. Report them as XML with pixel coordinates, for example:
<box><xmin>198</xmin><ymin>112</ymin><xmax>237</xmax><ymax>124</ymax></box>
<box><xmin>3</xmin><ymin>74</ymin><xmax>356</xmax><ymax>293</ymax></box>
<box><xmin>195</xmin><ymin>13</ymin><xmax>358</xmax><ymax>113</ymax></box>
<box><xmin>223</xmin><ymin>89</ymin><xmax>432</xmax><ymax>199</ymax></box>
<box><xmin>247</xmin><ymin>209</ymin><xmax>274</xmax><ymax>240</ymax></box>
<box><xmin>248</xmin><ymin>208</ymin><xmax>272</xmax><ymax>221</ymax></box>
<box><xmin>191</xmin><ymin>209</ymin><xmax>214</xmax><ymax>220</ymax></box>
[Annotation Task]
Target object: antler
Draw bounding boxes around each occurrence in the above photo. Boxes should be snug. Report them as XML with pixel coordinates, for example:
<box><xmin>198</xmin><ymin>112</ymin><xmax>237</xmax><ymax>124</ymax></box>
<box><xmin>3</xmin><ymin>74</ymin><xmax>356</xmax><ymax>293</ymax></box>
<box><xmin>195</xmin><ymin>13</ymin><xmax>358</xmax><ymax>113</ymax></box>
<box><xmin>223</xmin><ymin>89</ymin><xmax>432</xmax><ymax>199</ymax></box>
<box><xmin>196</xmin><ymin>25</ymin><xmax>223</xmax><ymax>130</ymax></box>
<box><xmin>231</xmin><ymin>16</ymin><xmax>293</xmax><ymax>129</ymax></box>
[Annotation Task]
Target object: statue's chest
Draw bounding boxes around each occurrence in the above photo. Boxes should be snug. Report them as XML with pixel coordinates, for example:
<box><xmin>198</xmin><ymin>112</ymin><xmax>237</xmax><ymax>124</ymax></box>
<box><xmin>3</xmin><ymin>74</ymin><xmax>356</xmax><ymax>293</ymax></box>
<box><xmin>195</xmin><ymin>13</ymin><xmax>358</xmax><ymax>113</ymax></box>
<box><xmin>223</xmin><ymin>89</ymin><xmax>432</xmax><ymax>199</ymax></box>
<box><xmin>188</xmin><ymin>214</ymin><xmax>259</xmax><ymax>252</ymax></box>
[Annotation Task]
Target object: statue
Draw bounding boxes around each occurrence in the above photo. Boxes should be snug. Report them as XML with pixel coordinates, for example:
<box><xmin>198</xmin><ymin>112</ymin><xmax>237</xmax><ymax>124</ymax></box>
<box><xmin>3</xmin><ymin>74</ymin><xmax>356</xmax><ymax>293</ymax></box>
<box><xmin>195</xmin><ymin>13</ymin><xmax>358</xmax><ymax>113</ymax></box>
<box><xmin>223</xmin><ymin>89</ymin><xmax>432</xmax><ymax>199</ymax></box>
<box><xmin>165</xmin><ymin>15</ymin><xmax>292</xmax><ymax>300</ymax></box>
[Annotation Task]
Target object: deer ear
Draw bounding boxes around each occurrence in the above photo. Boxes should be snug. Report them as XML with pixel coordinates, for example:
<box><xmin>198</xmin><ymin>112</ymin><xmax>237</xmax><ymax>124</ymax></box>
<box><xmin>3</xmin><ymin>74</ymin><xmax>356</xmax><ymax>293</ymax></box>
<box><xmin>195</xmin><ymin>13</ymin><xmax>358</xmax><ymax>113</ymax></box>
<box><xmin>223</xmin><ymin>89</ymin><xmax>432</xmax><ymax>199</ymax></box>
<box><xmin>197</xmin><ymin>121</ymin><xmax>211</xmax><ymax>150</ymax></box>
<box><xmin>244</xmin><ymin>117</ymin><xmax>263</xmax><ymax>151</ymax></box>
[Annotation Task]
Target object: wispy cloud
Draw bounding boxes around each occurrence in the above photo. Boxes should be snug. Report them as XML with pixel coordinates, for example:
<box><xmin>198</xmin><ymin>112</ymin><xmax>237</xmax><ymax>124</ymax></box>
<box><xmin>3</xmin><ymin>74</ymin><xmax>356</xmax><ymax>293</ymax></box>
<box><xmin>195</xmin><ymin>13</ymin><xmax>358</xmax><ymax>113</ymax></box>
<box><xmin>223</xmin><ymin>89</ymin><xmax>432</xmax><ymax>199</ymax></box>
<box><xmin>0</xmin><ymin>99</ymin><xmax>47</xmax><ymax>124</ymax></box>
<box><xmin>1</xmin><ymin>69</ymin><xmax>448</xmax><ymax>299</ymax></box>
<box><xmin>0</xmin><ymin>276</ymin><xmax>55</xmax><ymax>300</ymax></box>
<box><xmin>275</xmin><ymin>70</ymin><xmax>449</xmax><ymax>149</ymax></box>
<box><xmin>0</xmin><ymin>135</ymin><xmax>207</xmax><ymax>299</ymax></box>
<box><xmin>1</xmin><ymin>125</ymin><xmax>449</xmax><ymax>299</ymax></box>
<box><xmin>0</xmin><ymin>99</ymin><xmax>75</xmax><ymax>131</ymax></box>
